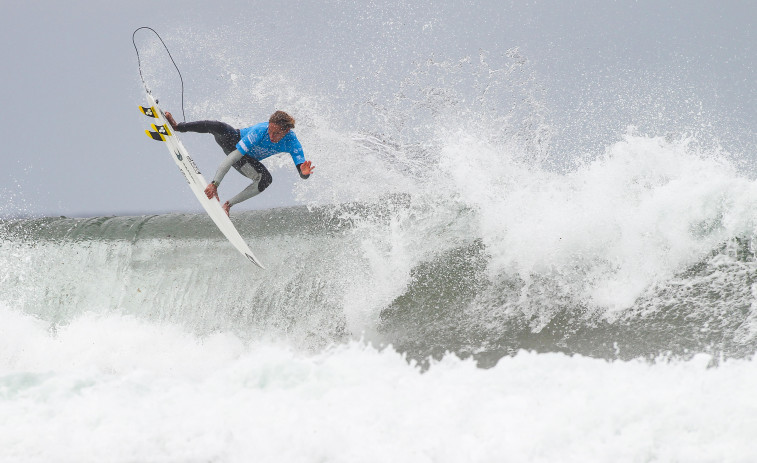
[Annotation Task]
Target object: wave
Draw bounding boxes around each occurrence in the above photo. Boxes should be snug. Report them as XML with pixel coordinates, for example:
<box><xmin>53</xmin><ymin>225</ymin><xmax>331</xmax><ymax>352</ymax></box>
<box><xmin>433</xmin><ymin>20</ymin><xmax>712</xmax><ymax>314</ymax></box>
<box><xmin>3</xmin><ymin>130</ymin><xmax>757</xmax><ymax>365</ymax></box>
<box><xmin>4</xmin><ymin>45</ymin><xmax>757</xmax><ymax>365</ymax></box>
<box><xmin>3</xmin><ymin>305</ymin><xmax>755</xmax><ymax>462</ymax></box>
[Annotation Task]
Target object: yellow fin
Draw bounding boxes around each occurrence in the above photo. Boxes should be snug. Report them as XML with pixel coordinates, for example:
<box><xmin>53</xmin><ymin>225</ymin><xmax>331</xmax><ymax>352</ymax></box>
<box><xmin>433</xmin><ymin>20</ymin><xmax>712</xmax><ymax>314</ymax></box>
<box><xmin>145</xmin><ymin>129</ymin><xmax>166</xmax><ymax>142</ymax></box>
<box><xmin>139</xmin><ymin>105</ymin><xmax>158</xmax><ymax>118</ymax></box>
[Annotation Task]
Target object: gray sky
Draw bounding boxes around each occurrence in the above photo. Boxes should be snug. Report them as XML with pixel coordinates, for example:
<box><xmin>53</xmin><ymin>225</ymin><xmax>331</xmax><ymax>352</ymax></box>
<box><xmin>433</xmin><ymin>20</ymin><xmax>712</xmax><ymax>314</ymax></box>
<box><xmin>1</xmin><ymin>0</ymin><xmax>754</xmax><ymax>218</ymax></box>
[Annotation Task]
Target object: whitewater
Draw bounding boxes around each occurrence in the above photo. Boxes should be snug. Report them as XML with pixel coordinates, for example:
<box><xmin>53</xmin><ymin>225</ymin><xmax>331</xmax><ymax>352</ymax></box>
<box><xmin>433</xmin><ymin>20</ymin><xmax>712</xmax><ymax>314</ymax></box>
<box><xmin>3</xmin><ymin>129</ymin><xmax>757</xmax><ymax>461</ymax></box>
<box><xmin>3</xmin><ymin>44</ymin><xmax>757</xmax><ymax>463</ymax></box>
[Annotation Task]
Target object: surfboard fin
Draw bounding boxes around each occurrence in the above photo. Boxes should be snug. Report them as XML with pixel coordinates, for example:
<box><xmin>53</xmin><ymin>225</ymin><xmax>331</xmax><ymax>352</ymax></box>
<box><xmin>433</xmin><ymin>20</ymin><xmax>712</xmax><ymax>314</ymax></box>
<box><xmin>145</xmin><ymin>130</ymin><xmax>166</xmax><ymax>142</ymax></box>
<box><xmin>151</xmin><ymin>123</ymin><xmax>172</xmax><ymax>137</ymax></box>
<box><xmin>139</xmin><ymin>105</ymin><xmax>159</xmax><ymax>118</ymax></box>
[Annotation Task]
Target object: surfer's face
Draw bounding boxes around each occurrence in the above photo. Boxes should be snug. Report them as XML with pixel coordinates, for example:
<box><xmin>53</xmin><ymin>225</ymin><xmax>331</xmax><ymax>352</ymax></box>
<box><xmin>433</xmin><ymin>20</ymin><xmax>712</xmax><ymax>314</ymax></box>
<box><xmin>268</xmin><ymin>123</ymin><xmax>290</xmax><ymax>143</ymax></box>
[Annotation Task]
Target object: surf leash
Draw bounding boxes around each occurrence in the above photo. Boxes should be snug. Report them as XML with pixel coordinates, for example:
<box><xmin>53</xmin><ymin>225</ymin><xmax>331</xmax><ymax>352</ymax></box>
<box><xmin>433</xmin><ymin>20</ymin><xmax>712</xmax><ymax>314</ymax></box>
<box><xmin>132</xmin><ymin>26</ymin><xmax>186</xmax><ymax>123</ymax></box>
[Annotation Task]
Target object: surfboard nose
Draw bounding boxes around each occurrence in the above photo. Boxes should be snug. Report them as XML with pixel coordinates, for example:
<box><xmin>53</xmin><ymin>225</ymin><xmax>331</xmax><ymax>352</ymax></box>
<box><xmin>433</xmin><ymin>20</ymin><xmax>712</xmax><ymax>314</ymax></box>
<box><xmin>246</xmin><ymin>253</ymin><xmax>265</xmax><ymax>269</ymax></box>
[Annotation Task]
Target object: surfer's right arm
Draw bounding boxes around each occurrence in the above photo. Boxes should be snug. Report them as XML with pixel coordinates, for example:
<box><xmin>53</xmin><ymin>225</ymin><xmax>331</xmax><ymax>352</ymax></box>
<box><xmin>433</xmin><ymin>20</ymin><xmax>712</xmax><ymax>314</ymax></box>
<box><xmin>205</xmin><ymin>149</ymin><xmax>243</xmax><ymax>200</ymax></box>
<box><xmin>296</xmin><ymin>161</ymin><xmax>315</xmax><ymax>178</ymax></box>
<box><xmin>289</xmin><ymin>138</ymin><xmax>314</xmax><ymax>179</ymax></box>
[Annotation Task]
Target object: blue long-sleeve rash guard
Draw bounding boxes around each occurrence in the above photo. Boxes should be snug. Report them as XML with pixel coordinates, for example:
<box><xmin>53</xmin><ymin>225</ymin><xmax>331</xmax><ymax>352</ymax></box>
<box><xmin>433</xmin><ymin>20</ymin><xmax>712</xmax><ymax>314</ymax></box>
<box><xmin>237</xmin><ymin>122</ymin><xmax>305</xmax><ymax>165</ymax></box>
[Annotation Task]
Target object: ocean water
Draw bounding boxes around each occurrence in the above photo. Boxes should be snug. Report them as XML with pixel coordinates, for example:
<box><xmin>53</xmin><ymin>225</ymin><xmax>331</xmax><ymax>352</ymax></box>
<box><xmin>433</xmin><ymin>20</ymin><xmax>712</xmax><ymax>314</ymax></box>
<box><xmin>3</xmin><ymin>130</ymin><xmax>757</xmax><ymax>461</ymax></box>
<box><xmin>3</xmin><ymin>28</ymin><xmax>757</xmax><ymax>462</ymax></box>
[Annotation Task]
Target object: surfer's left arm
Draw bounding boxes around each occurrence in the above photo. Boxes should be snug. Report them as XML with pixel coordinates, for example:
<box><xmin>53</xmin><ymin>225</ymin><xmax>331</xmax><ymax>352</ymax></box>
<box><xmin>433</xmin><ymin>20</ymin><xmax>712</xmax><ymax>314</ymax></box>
<box><xmin>205</xmin><ymin>149</ymin><xmax>243</xmax><ymax>200</ymax></box>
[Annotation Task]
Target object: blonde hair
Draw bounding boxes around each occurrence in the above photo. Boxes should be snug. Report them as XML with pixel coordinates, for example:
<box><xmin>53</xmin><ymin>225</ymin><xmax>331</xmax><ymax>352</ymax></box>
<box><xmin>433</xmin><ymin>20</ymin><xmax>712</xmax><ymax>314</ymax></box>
<box><xmin>269</xmin><ymin>111</ymin><xmax>295</xmax><ymax>129</ymax></box>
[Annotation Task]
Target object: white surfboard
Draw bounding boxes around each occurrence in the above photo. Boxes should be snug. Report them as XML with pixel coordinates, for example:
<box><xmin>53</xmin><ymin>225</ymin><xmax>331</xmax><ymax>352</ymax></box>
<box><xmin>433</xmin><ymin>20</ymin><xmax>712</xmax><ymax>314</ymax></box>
<box><xmin>140</xmin><ymin>93</ymin><xmax>265</xmax><ymax>269</ymax></box>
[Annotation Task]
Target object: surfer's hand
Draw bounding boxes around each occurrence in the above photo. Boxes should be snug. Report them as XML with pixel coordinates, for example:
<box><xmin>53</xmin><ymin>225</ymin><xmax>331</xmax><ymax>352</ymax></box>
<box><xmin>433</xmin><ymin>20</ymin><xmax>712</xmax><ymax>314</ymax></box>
<box><xmin>300</xmin><ymin>160</ymin><xmax>315</xmax><ymax>175</ymax></box>
<box><xmin>205</xmin><ymin>183</ymin><xmax>219</xmax><ymax>201</ymax></box>
<box><xmin>222</xmin><ymin>201</ymin><xmax>231</xmax><ymax>216</ymax></box>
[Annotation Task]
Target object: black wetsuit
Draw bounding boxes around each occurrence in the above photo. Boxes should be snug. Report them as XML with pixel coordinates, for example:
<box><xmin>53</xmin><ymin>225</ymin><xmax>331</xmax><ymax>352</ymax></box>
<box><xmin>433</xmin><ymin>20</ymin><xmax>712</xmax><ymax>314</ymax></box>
<box><xmin>174</xmin><ymin>120</ymin><xmax>273</xmax><ymax>192</ymax></box>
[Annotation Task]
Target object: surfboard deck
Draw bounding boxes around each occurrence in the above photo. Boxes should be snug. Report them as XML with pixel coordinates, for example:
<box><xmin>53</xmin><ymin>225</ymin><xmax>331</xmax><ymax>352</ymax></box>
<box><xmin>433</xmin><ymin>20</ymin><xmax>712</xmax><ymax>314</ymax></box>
<box><xmin>140</xmin><ymin>93</ymin><xmax>265</xmax><ymax>269</ymax></box>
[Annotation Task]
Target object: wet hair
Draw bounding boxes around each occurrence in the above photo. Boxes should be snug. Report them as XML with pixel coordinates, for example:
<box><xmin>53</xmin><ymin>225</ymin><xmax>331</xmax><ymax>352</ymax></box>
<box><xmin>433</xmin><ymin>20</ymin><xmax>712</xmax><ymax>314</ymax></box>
<box><xmin>269</xmin><ymin>111</ymin><xmax>295</xmax><ymax>129</ymax></box>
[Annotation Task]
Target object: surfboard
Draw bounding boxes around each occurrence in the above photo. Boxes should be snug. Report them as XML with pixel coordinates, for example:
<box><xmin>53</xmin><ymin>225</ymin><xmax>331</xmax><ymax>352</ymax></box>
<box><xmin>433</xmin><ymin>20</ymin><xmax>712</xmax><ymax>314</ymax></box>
<box><xmin>139</xmin><ymin>93</ymin><xmax>265</xmax><ymax>269</ymax></box>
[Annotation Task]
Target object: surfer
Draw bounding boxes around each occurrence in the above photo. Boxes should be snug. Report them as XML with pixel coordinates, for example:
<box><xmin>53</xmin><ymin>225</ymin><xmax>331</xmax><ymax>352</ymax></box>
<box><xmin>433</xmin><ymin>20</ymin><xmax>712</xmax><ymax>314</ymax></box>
<box><xmin>165</xmin><ymin>111</ymin><xmax>314</xmax><ymax>215</ymax></box>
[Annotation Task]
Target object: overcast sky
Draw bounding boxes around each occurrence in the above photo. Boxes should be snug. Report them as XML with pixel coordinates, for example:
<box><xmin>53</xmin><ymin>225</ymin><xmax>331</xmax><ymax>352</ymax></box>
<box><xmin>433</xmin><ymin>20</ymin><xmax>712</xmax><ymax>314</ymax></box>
<box><xmin>1</xmin><ymin>0</ymin><xmax>754</xmax><ymax>218</ymax></box>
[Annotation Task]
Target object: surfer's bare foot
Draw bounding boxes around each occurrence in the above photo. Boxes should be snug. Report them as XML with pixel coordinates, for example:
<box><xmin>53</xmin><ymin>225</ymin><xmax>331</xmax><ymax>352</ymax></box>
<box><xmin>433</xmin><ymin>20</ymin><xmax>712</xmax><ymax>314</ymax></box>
<box><xmin>222</xmin><ymin>201</ymin><xmax>231</xmax><ymax>216</ymax></box>
<box><xmin>165</xmin><ymin>111</ymin><xmax>178</xmax><ymax>129</ymax></box>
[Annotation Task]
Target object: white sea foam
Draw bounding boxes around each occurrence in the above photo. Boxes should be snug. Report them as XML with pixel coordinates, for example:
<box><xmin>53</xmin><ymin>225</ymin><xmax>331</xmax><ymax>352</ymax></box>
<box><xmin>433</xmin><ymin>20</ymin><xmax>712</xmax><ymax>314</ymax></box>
<box><xmin>430</xmin><ymin>129</ymin><xmax>757</xmax><ymax>315</ymax></box>
<box><xmin>5</xmin><ymin>129</ymin><xmax>756</xmax><ymax>340</ymax></box>
<box><xmin>1</xmin><ymin>307</ymin><xmax>755</xmax><ymax>463</ymax></box>
<box><xmin>129</xmin><ymin>40</ymin><xmax>757</xmax><ymax>324</ymax></box>
<box><xmin>3</xmin><ymin>37</ymin><xmax>757</xmax><ymax>462</ymax></box>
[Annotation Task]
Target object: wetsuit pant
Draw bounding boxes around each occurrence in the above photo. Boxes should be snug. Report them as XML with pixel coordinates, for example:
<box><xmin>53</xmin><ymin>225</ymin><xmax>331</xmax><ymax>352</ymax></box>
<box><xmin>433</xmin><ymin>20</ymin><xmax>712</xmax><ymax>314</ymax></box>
<box><xmin>174</xmin><ymin>120</ymin><xmax>273</xmax><ymax>193</ymax></box>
